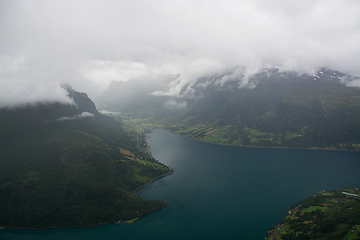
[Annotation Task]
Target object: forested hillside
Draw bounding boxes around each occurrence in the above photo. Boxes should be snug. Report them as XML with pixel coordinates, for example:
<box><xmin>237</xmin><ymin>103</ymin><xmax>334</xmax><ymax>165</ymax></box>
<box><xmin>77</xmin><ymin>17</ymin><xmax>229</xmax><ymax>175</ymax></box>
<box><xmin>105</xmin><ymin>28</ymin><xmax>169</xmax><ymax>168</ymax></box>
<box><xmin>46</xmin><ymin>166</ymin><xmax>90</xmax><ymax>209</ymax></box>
<box><xmin>96</xmin><ymin>68</ymin><xmax>360</xmax><ymax>150</ymax></box>
<box><xmin>0</xmin><ymin>88</ymin><xmax>171</xmax><ymax>229</ymax></box>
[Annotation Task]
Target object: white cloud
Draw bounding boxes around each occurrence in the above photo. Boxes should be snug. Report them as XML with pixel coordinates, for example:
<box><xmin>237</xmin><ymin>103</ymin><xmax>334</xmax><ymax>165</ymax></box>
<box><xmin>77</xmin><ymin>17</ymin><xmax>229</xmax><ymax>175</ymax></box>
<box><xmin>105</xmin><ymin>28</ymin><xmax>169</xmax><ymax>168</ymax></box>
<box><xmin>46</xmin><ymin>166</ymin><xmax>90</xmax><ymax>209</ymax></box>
<box><xmin>0</xmin><ymin>54</ymin><xmax>75</xmax><ymax>108</ymax></box>
<box><xmin>56</xmin><ymin>111</ymin><xmax>94</xmax><ymax>121</ymax></box>
<box><xmin>80</xmin><ymin>60</ymin><xmax>155</xmax><ymax>92</ymax></box>
<box><xmin>346</xmin><ymin>80</ymin><xmax>360</xmax><ymax>88</ymax></box>
<box><xmin>0</xmin><ymin>0</ymin><xmax>359</xmax><ymax>105</ymax></box>
<box><xmin>340</xmin><ymin>75</ymin><xmax>360</xmax><ymax>88</ymax></box>
<box><xmin>163</xmin><ymin>99</ymin><xmax>187</xmax><ymax>110</ymax></box>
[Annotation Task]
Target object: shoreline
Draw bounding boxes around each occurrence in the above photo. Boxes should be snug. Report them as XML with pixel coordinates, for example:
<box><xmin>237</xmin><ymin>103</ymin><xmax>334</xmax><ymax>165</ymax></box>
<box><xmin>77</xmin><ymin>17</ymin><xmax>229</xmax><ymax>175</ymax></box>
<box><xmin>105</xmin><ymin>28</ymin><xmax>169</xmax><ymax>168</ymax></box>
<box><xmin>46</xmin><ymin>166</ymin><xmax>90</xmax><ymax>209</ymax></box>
<box><xmin>133</xmin><ymin>169</ymin><xmax>174</xmax><ymax>194</ymax></box>
<box><xmin>160</xmin><ymin>127</ymin><xmax>359</xmax><ymax>152</ymax></box>
<box><xmin>0</xmin><ymin>131</ymin><xmax>174</xmax><ymax>232</ymax></box>
<box><xmin>0</xmin><ymin>168</ymin><xmax>175</xmax><ymax>232</ymax></box>
<box><xmin>134</xmin><ymin>129</ymin><xmax>175</xmax><ymax>194</ymax></box>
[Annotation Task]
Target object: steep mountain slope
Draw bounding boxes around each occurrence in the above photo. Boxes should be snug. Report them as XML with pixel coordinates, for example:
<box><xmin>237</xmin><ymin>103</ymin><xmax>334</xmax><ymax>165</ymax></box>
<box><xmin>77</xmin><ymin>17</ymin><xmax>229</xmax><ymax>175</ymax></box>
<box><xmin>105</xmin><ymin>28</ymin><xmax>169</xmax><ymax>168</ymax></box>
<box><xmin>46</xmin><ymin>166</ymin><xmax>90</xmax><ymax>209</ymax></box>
<box><xmin>96</xmin><ymin>68</ymin><xmax>360</xmax><ymax>150</ymax></box>
<box><xmin>0</xmin><ymin>88</ymin><xmax>171</xmax><ymax>229</ymax></box>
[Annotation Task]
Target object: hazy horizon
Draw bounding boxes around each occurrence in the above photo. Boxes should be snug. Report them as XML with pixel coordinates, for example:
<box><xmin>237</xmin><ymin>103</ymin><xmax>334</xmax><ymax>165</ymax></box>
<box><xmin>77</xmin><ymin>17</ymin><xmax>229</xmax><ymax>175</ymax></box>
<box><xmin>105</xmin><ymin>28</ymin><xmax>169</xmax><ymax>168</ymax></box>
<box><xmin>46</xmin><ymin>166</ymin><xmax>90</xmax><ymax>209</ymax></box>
<box><xmin>1</xmin><ymin>0</ymin><xmax>359</xmax><ymax>107</ymax></box>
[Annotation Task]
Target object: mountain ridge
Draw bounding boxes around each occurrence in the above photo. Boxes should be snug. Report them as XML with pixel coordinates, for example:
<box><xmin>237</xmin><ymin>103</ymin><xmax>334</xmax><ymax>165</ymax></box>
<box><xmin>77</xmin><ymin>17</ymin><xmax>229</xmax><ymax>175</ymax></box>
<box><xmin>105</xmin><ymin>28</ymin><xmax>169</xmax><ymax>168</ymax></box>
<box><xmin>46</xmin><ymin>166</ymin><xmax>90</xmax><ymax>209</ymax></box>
<box><xmin>0</xmin><ymin>87</ymin><xmax>171</xmax><ymax>229</ymax></box>
<box><xmin>95</xmin><ymin>68</ymin><xmax>360</xmax><ymax>151</ymax></box>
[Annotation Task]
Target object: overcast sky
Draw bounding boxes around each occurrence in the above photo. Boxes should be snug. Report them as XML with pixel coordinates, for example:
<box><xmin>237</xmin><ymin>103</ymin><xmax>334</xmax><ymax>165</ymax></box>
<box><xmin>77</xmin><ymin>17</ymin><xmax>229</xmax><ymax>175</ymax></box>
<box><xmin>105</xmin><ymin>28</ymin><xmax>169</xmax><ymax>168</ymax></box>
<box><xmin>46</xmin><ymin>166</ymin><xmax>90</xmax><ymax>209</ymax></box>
<box><xmin>0</xmin><ymin>0</ymin><xmax>359</xmax><ymax>107</ymax></box>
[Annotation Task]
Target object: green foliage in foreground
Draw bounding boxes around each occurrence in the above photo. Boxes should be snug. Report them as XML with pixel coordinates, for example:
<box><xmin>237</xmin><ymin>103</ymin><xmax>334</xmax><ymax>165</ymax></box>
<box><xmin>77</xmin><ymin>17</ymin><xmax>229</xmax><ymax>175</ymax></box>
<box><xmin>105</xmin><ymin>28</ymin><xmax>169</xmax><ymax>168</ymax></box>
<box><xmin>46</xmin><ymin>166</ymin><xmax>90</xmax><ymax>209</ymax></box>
<box><xmin>266</xmin><ymin>188</ymin><xmax>360</xmax><ymax>240</ymax></box>
<box><xmin>0</xmin><ymin>91</ymin><xmax>171</xmax><ymax>229</ymax></box>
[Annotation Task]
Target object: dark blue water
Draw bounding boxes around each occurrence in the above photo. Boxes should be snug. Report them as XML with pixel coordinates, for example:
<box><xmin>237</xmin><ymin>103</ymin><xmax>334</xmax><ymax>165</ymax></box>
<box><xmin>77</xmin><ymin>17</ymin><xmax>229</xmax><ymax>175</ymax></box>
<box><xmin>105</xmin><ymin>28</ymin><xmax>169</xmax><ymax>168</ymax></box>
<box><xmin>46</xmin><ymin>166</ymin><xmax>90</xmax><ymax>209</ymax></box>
<box><xmin>1</xmin><ymin>128</ymin><xmax>359</xmax><ymax>240</ymax></box>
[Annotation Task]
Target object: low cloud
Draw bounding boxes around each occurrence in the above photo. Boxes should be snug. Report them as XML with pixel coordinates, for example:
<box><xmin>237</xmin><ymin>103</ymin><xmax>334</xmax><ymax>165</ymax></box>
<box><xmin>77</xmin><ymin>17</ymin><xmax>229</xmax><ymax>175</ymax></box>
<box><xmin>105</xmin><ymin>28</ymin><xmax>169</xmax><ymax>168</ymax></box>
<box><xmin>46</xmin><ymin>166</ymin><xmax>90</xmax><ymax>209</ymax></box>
<box><xmin>56</xmin><ymin>111</ymin><xmax>94</xmax><ymax>121</ymax></box>
<box><xmin>163</xmin><ymin>99</ymin><xmax>187</xmax><ymax>110</ymax></box>
<box><xmin>80</xmin><ymin>60</ymin><xmax>156</xmax><ymax>93</ymax></box>
<box><xmin>214</xmin><ymin>66</ymin><xmax>262</xmax><ymax>89</ymax></box>
<box><xmin>1</xmin><ymin>0</ymin><xmax>359</xmax><ymax>105</ymax></box>
<box><xmin>340</xmin><ymin>76</ymin><xmax>360</xmax><ymax>88</ymax></box>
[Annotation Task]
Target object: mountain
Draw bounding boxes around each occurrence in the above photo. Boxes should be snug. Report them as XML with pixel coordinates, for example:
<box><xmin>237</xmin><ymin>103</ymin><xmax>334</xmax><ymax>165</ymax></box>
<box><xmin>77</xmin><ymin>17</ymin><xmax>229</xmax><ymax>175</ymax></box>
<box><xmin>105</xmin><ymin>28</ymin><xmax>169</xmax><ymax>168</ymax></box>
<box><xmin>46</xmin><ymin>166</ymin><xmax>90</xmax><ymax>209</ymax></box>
<box><xmin>0</xmin><ymin>88</ymin><xmax>171</xmax><ymax>229</ymax></box>
<box><xmin>95</xmin><ymin>74</ymin><xmax>179</xmax><ymax>108</ymax></box>
<box><xmin>95</xmin><ymin>68</ymin><xmax>360</xmax><ymax>150</ymax></box>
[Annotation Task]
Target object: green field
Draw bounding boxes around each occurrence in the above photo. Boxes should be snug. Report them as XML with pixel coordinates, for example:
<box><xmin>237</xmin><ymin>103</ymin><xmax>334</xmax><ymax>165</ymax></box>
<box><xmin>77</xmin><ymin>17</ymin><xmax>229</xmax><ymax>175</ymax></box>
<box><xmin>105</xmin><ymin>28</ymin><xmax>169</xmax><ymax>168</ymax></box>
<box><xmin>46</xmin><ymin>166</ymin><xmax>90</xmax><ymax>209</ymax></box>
<box><xmin>321</xmin><ymin>199</ymin><xmax>336</xmax><ymax>206</ymax></box>
<box><xmin>300</xmin><ymin>206</ymin><xmax>328</xmax><ymax>214</ymax></box>
<box><xmin>342</xmin><ymin>225</ymin><xmax>360</xmax><ymax>240</ymax></box>
<box><xmin>266</xmin><ymin>188</ymin><xmax>360</xmax><ymax>240</ymax></box>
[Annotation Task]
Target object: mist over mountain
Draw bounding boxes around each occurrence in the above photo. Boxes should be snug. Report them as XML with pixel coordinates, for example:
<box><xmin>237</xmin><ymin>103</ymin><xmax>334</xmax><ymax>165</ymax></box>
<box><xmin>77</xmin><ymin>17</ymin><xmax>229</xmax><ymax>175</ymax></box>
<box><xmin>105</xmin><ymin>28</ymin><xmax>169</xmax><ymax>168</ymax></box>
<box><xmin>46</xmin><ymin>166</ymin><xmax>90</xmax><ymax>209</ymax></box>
<box><xmin>1</xmin><ymin>0</ymin><xmax>360</xmax><ymax>234</ymax></box>
<box><xmin>96</xmin><ymin>74</ymin><xmax>179</xmax><ymax>108</ymax></box>
<box><xmin>1</xmin><ymin>0</ymin><xmax>359</xmax><ymax>108</ymax></box>
<box><xmin>97</xmin><ymin>67</ymin><xmax>358</xmax><ymax>107</ymax></box>
<box><xmin>96</xmin><ymin>67</ymin><xmax>360</xmax><ymax>150</ymax></box>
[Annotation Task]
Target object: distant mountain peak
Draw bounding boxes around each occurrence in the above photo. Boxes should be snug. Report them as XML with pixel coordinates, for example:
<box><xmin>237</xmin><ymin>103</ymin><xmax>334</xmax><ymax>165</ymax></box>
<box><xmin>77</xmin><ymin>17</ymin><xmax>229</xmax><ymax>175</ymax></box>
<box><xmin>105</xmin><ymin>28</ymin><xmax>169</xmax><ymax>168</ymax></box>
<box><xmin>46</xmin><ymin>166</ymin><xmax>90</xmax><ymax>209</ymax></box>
<box><xmin>61</xmin><ymin>83</ymin><xmax>74</xmax><ymax>92</ymax></box>
<box><xmin>95</xmin><ymin>67</ymin><xmax>359</xmax><ymax>109</ymax></box>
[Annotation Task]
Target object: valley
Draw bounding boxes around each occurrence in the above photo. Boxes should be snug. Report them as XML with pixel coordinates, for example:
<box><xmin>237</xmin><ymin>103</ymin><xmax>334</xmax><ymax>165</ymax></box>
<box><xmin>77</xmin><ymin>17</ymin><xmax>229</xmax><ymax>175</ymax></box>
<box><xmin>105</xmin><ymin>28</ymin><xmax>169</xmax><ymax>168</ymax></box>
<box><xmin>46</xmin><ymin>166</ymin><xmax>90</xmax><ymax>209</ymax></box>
<box><xmin>2</xmin><ymin>1</ymin><xmax>359</xmax><ymax>238</ymax></box>
<box><xmin>96</xmin><ymin>68</ymin><xmax>360</xmax><ymax>151</ymax></box>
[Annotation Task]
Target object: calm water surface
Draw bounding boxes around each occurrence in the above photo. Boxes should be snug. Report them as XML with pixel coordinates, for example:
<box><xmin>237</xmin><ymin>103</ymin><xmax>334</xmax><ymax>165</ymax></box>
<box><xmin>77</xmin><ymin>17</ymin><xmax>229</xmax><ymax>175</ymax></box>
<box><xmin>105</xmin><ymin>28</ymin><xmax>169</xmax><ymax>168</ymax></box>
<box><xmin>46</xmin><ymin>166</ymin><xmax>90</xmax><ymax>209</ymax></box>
<box><xmin>1</xmin><ymin>128</ymin><xmax>360</xmax><ymax>240</ymax></box>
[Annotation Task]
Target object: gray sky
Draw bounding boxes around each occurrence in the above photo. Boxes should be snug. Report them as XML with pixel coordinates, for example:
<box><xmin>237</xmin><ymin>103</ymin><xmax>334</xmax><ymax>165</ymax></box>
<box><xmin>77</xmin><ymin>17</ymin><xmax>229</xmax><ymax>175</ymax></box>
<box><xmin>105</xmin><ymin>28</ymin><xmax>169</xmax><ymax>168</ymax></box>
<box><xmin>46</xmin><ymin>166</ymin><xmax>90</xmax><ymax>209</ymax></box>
<box><xmin>1</xmin><ymin>0</ymin><xmax>359</xmax><ymax>107</ymax></box>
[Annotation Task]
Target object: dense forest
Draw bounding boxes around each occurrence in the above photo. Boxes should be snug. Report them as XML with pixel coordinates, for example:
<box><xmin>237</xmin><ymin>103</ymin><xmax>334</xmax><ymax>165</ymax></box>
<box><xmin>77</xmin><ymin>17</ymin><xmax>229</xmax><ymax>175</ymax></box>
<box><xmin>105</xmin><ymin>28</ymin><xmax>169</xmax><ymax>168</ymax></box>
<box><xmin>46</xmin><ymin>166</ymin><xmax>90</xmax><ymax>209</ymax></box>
<box><xmin>0</xmin><ymin>88</ymin><xmax>171</xmax><ymax>229</ymax></box>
